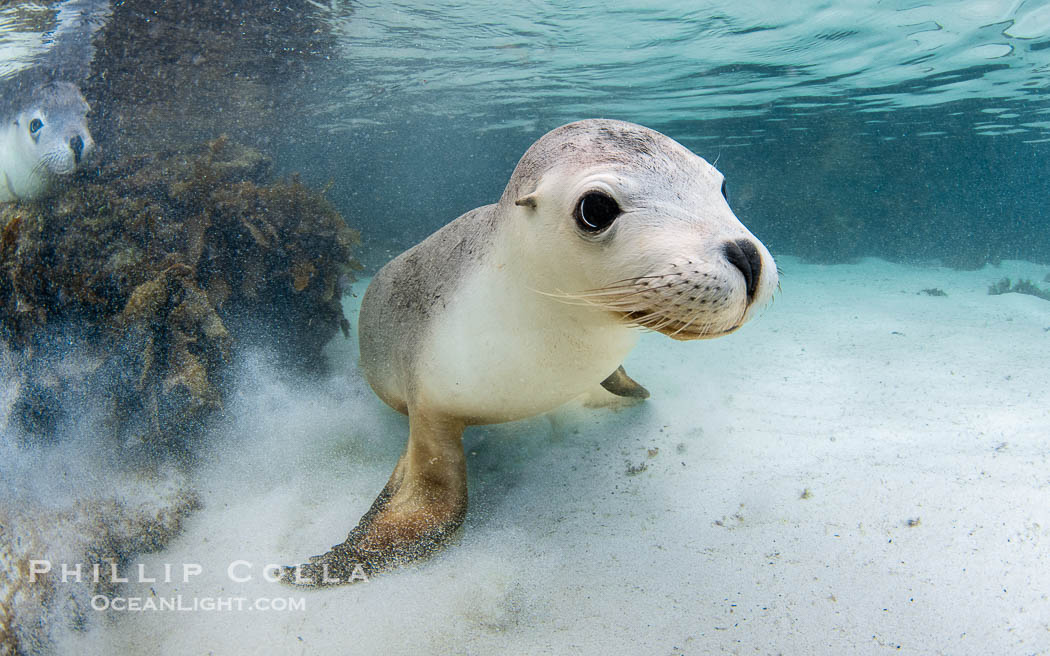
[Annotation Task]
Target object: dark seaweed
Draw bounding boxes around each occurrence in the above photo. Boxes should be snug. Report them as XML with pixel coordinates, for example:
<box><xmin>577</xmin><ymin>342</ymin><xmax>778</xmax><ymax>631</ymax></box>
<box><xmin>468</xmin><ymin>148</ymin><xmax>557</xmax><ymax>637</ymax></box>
<box><xmin>0</xmin><ymin>137</ymin><xmax>362</xmax><ymax>453</ymax></box>
<box><xmin>987</xmin><ymin>277</ymin><xmax>1050</xmax><ymax>302</ymax></box>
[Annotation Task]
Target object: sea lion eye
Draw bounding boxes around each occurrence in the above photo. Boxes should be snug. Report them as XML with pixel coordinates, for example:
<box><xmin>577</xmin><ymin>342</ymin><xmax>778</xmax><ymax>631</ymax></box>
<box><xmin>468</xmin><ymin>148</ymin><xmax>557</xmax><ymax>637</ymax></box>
<box><xmin>720</xmin><ymin>179</ymin><xmax>728</xmax><ymax>201</ymax></box>
<box><xmin>575</xmin><ymin>192</ymin><xmax>620</xmax><ymax>233</ymax></box>
<box><xmin>29</xmin><ymin>118</ymin><xmax>43</xmax><ymax>135</ymax></box>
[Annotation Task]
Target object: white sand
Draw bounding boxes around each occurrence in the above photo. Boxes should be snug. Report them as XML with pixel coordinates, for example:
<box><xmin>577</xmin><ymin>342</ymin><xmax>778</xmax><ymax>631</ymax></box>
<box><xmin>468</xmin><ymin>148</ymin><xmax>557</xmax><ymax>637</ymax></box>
<box><xmin>69</xmin><ymin>257</ymin><xmax>1050</xmax><ymax>655</ymax></box>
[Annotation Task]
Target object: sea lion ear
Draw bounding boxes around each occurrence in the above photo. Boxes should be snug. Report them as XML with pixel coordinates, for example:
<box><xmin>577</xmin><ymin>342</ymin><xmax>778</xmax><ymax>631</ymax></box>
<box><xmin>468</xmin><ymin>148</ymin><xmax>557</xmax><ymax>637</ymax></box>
<box><xmin>514</xmin><ymin>194</ymin><xmax>537</xmax><ymax>209</ymax></box>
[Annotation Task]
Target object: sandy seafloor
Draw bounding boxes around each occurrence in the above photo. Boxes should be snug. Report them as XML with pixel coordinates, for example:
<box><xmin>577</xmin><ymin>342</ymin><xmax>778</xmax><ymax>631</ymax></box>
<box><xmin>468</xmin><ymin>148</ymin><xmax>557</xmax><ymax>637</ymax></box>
<box><xmin>68</xmin><ymin>256</ymin><xmax>1050</xmax><ymax>655</ymax></box>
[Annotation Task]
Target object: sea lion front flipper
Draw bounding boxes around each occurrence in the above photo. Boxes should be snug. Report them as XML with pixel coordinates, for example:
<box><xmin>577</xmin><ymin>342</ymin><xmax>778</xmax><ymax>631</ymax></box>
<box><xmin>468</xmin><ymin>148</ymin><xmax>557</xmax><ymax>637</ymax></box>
<box><xmin>283</xmin><ymin>409</ymin><xmax>467</xmax><ymax>587</ymax></box>
<box><xmin>599</xmin><ymin>365</ymin><xmax>650</xmax><ymax>399</ymax></box>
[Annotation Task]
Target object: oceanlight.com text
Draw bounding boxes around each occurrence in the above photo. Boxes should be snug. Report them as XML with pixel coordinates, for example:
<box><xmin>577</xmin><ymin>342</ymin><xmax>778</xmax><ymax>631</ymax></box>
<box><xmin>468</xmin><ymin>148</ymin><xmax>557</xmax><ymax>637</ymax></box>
<box><xmin>91</xmin><ymin>595</ymin><xmax>306</xmax><ymax>612</ymax></box>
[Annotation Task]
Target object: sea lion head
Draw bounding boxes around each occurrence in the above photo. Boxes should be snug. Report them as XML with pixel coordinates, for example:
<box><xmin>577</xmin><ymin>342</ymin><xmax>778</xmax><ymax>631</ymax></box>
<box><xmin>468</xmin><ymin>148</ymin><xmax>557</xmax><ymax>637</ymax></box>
<box><xmin>6</xmin><ymin>82</ymin><xmax>94</xmax><ymax>198</ymax></box>
<box><xmin>503</xmin><ymin>119</ymin><xmax>777</xmax><ymax>340</ymax></box>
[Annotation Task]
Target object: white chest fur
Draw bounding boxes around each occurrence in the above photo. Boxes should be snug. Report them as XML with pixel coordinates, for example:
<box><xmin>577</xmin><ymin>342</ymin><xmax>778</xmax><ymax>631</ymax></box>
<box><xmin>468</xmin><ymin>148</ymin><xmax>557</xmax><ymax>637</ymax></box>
<box><xmin>0</xmin><ymin>122</ymin><xmax>45</xmax><ymax>202</ymax></box>
<box><xmin>417</xmin><ymin>256</ymin><xmax>638</xmax><ymax>423</ymax></box>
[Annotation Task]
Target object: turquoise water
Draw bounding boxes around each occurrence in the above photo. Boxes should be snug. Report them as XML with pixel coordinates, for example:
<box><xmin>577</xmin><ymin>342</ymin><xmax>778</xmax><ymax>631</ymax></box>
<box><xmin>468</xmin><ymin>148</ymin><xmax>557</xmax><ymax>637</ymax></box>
<box><xmin>3</xmin><ymin>0</ymin><xmax>1048</xmax><ymax>264</ymax></box>
<box><xmin>279</xmin><ymin>0</ymin><xmax>1050</xmax><ymax>266</ymax></box>
<box><xmin>312</xmin><ymin>1</ymin><xmax>1050</xmax><ymax>131</ymax></box>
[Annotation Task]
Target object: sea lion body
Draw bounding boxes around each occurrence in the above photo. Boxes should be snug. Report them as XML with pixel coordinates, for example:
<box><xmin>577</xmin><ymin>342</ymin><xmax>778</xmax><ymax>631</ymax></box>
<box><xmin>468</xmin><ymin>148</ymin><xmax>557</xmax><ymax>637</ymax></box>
<box><xmin>0</xmin><ymin>81</ymin><xmax>94</xmax><ymax>202</ymax></box>
<box><xmin>360</xmin><ymin>206</ymin><xmax>640</xmax><ymax>423</ymax></box>
<box><xmin>289</xmin><ymin>119</ymin><xmax>777</xmax><ymax>585</ymax></box>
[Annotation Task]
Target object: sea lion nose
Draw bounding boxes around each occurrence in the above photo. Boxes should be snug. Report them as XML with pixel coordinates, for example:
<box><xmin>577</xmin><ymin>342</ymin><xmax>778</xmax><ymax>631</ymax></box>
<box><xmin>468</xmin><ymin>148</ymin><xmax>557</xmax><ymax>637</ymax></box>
<box><xmin>70</xmin><ymin>135</ymin><xmax>84</xmax><ymax>164</ymax></box>
<box><xmin>723</xmin><ymin>238</ymin><xmax>761</xmax><ymax>301</ymax></box>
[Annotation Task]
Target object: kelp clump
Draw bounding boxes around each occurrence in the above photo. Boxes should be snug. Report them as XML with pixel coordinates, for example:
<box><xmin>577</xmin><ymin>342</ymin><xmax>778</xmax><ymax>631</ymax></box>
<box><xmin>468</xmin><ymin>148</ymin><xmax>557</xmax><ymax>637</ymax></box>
<box><xmin>988</xmin><ymin>277</ymin><xmax>1050</xmax><ymax>302</ymax></box>
<box><xmin>0</xmin><ymin>136</ymin><xmax>361</xmax><ymax>449</ymax></box>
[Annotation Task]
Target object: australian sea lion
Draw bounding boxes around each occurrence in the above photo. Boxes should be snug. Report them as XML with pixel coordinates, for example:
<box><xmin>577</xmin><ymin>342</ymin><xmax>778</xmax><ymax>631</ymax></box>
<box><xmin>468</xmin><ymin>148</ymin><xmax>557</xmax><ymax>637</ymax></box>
<box><xmin>0</xmin><ymin>81</ymin><xmax>93</xmax><ymax>202</ymax></box>
<box><xmin>287</xmin><ymin>119</ymin><xmax>777</xmax><ymax>585</ymax></box>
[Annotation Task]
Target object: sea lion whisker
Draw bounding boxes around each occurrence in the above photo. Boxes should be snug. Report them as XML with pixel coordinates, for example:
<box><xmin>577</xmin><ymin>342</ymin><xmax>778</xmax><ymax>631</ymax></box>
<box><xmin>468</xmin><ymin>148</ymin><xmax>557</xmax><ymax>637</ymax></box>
<box><xmin>670</xmin><ymin>312</ymin><xmax>704</xmax><ymax>337</ymax></box>
<box><xmin>531</xmin><ymin>289</ymin><xmax>636</xmax><ymax>310</ymax></box>
<box><xmin>566</xmin><ymin>276</ymin><xmax>693</xmax><ymax>300</ymax></box>
<box><xmin>534</xmin><ymin>287</ymin><xmax>655</xmax><ymax>310</ymax></box>
<box><xmin>31</xmin><ymin>156</ymin><xmax>53</xmax><ymax>177</ymax></box>
<box><xmin>532</xmin><ymin>287</ymin><xmax>633</xmax><ymax>300</ymax></box>
<box><xmin>565</xmin><ymin>287</ymin><xmax>648</xmax><ymax>299</ymax></box>
<box><xmin>631</xmin><ymin>309</ymin><xmax>676</xmax><ymax>331</ymax></box>
<box><xmin>671</xmin><ymin>300</ymin><xmax>721</xmax><ymax>336</ymax></box>
<box><xmin>573</xmin><ymin>284</ymin><xmax>650</xmax><ymax>294</ymax></box>
<box><xmin>618</xmin><ymin>311</ymin><xmax>653</xmax><ymax>328</ymax></box>
<box><xmin>582</xmin><ymin>274</ymin><xmax>669</xmax><ymax>290</ymax></box>
<box><xmin>653</xmin><ymin>313</ymin><xmax>684</xmax><ymax>330</ymax></box>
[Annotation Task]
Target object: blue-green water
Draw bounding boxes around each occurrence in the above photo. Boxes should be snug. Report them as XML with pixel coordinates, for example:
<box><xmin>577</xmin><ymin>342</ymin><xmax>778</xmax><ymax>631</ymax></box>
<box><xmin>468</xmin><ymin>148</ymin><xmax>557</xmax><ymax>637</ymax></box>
<box><xmin>277</xmin><ymin>0</ymin><xmax>1050</xmax><ymax>267</ymax></box>
<box><xmin>3</xmin><ymin>0</ymin><xmax>1048</xmax><ymax>265</ymax></box>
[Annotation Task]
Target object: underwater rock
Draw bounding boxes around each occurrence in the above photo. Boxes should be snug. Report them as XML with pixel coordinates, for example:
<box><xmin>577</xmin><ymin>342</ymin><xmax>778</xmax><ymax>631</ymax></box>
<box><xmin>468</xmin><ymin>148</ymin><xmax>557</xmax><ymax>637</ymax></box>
<box><xmin>83</xmin><ymin>0</ymin><xmax>347</xmax><ymax>161</ymax></box>
<box><xmin>0</xmin><ymin>471</ymin><xmax>200</xmax><ymax>656</ymax></box>
<box><xmin>0</xmin><ymin>136</ymin><xmax>361</xmax><ymax>448</ymax></box>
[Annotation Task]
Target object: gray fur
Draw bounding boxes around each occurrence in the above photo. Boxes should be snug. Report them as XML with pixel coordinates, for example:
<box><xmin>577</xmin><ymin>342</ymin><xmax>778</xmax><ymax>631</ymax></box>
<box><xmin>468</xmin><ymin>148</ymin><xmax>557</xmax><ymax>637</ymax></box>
<box><xmin>498</xmin><ymin>119</ymin><xmax>703</xmax><ymax>206</ymax></box>
<box><xmin>359</xmin><ymin>205</ymin><xmax>498</xmax><ymax>410</ymax></box>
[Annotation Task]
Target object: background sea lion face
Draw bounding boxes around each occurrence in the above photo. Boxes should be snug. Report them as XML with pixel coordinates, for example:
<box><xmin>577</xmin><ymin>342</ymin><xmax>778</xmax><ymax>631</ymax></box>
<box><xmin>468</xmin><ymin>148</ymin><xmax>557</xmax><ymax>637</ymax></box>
<box><xmin>10</xmin><ymin>82</ymin><xmax>94</xmax><ymax>191</ymax></box>
<box><xmin>511</xmin><ymin>119</ymin><xmax>777</xmax><ymax>340</ymax></box>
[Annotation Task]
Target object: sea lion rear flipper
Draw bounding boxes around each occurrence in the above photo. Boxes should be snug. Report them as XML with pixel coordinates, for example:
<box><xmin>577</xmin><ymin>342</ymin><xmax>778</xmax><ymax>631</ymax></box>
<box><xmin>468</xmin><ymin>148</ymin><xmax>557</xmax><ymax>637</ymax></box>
<box><xmin>600</xmin><ymin>365</ymin><xmax>650</xmax><ymax>399</ymax></box>
<box><xmin>283</xmin><ymin>409</ymin><xmax>467</xmax><ymax>586</ymax></box>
